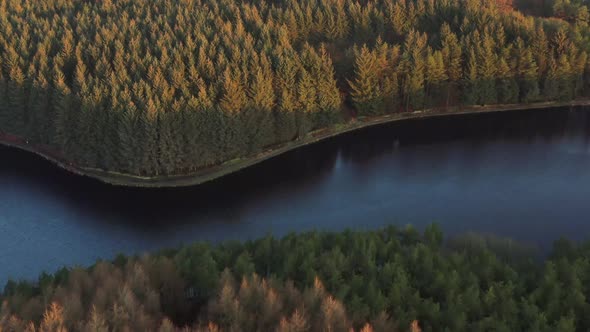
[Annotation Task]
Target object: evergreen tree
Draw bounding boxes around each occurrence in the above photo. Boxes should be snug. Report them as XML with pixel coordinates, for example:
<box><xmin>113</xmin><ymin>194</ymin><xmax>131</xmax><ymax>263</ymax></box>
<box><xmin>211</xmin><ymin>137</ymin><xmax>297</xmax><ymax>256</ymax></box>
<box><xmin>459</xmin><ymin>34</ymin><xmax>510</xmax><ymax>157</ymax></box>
<box><xmin>463</xmin><ymin>49</ymin><xmax>480</xmax><ymax>105</ymax></box>
<box><xmin>52</xmin><ymin>66</ymin><xmax>72</xmax><ymax>152</ymax></box>
<box><xmin>517</xmin><ymin>45</ymin><xmax>541</xmax><ymax>103</ymax></box>
<box><xmin>246</xmin><ymin>68</ymin><xmax>275</xmax><ymax>151</ymax></box>
<box><xmin>402</xmin><ymin>31</ymin><xmax>427</xmax><ymax>110</ymax></box>
<box><xmin>478</xmin><ymin>32</ymin><xmax>498</xmax><ymax>105</ymax></box>
<box><xmin>274</xmin><ymin>57</ymin><xmax>298</xmax><ymax>143</ymax></box>
<box><xmin>543</xmin><ymin>57</ymin><xmax>560</xmax><ymax>101</ymax></box>
<box><xmin>425</xmin><ymin>50</ymin><xmax>448</xmax><ymax>107</ymax></box>
<box><xmin>556</xmin><ymin>54</ymin><xmax>574</xmax><ymax>101</ymax></box>
<box><xmin>296</xmin><ymin>69</ymin><xmax>316</xmax><ymax>138</ymax></box>
<box><xmin>348</xmin><ymin>45</ymin><xmax>382</xmax><ymax>116</ymax></box>
<box><xmin>220</xmin><ymin>69</ymin><xmax>248</xmax><ymax>115</ymax></box>
<box><xmin>315</xmin><ymin>46</ymin><xmax>342</xmax><ymax>127</ymax></box>
<box><xmin>497</xmin><ymin>56</ymin><xmax>519</xmax><ymax>104</ymax></box>
<box><xmin>441</xmin><ymin>23</ymin><xmax>463</xmax><ymax>107</ymax></box>
<box><xmin>6</xmin><ymin>66</ymin><xmax>26</xmax><ymax>135</ymax></box>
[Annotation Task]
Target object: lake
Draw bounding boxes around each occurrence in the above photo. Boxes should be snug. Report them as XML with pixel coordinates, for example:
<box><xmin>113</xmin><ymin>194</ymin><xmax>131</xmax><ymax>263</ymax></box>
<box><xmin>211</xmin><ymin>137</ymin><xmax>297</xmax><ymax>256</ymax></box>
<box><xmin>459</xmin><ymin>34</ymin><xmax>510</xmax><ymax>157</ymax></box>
<box><xmin>2</xmin><ymin>106</ymin><xmax>590</xmax><ymax>284</ymax></box>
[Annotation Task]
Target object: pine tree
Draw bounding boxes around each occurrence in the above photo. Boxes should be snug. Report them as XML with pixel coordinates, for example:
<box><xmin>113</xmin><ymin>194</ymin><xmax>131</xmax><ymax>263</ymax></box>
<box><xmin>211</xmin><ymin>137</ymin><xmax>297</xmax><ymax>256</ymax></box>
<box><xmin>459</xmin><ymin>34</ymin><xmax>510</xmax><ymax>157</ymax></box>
<box><xmin>553</xmin><ymin>29</ymin><xmax>570</xmax><ymax>57</ymax></box>
<box><xmin>573</xmin><ymin>51</ymin><xmax>587</xmax><ymax>97</ymax></box>
<box><xmin>220</xmin><ymin>68</ymin><xmax>248</xmax><ymax>114</ymax></box>
<box><xmin>246</xmin><ymin>68</ymin><xmax>275</xmax><ymax>151</ymax></box>
<box><xmin>478</xmin><ymin>32</ymin><xmax>498</xmax><ymax>105</ymax></box>
<box><xmin>85</xmin><ymin>306</ymin><xmax>109</xmax><ymax>332</ymax></box>
<box><xmin>497</xmin><ymin>56</ymin><xmax>519</xmax><ymax>104</ymax></box>
<box><xmin>376</xmin><ymin>41</ymin><xmax>400</xmax><ymax>112</ymax></box>
<box><xmin>275</xmin><ymin>87</ymin><xmax>298</xmax><ymax>143</ymax></box>
<box><xmin>388</xmin><ymin>2</ymin><xmax>407</xmax><ymax>37</ymax></box>
<box><xmin>6</xmin><ymin>66</ymin><xmax>27</xmax><ymax>135</ymax></box>
<box><xmin>516</xmin><ymin>43</ymin><xmax>541</xmax><ymax>102</ymax></box>
<box><xmin>441</xmin><ymin>24</ymin><xmax>463</xmax><ymax>107</ymax></box>
<box><xmin>556</xmin><ymin>54</ymin><xmax>574</xmax><ymax>101</ymax></box>
<box><xmin>426</xmin><ymin>50</ymin><xmax>448</xmax><ymax>107</ymax></box>
<box><xmin>296</xmin><ymin>69</ymin><xmax>316</xmax><ymax>137</ymax></box>
<box><xmin>543</xmin><ymin>57</ymin><xmax>560</xmax><ymax>101</ymax></box>
<box><xmin>531</xmin><ymin>25</ymin><xmax>549</xmax><ymax>76</ymax></box>
<box><xmin>27</xmin><ymin>72</ymin><xmax>51</xmax><ymax>144</ymax></box>
<box><xmin>348</xmin><ymin>45</ymin><xmax>382</xmax><ymax>116</ymax></box>
<box><xmin>274</xmin><ymin>56</ymin><xmax>298</xmax><ymax>143</ymax></box>
<box><xmin>315</xmin><ymin>46</ymin><xmax>341</xmax><ymax>127</ymax></box>
<box><xmin>402</xmin><ymin>31</ymin><xmax>427</xmax><ymax>110</ymax></box>
<box><xmin>463</xmin><ymin>49</ymin><xmax>479</xmax><ymax>105</ymax></box>
<box><xmin>39</xmin><ymin>302</ymin><xmax>67</xmax><ymax>332</ymax></box>
<box><xmin>52</xmin><ymin>65</ymin><xmax>72</xmax><ymax>152</ymax></box>
<box><xmin>117</xmin><ymin>95</ymin><xmax>139</xmax><ymax>173</ymax></box>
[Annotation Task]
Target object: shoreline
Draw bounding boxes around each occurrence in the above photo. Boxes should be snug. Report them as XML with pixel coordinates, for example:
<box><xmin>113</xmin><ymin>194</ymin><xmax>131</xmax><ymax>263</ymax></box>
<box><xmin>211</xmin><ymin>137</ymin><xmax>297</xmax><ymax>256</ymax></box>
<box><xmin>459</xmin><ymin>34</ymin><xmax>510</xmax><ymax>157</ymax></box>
<box><xmin>1</xmin><ymin>100</ymin><xmax>589</xmax><ymax>188</ymax></box>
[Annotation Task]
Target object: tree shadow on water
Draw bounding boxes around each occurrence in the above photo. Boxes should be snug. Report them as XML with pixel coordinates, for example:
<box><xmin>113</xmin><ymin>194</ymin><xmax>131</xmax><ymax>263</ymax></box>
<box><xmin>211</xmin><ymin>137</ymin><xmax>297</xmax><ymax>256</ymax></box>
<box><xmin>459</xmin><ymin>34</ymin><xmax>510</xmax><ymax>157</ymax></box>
<box><xmin>1</xmin><ymin>106</ymin><xmax>588</xmax><ymax>233</ymax></box>
<box><xmin>0</xmin><ymin>140</ymin><xmax>341</xmax><ymax>231</ymax></box>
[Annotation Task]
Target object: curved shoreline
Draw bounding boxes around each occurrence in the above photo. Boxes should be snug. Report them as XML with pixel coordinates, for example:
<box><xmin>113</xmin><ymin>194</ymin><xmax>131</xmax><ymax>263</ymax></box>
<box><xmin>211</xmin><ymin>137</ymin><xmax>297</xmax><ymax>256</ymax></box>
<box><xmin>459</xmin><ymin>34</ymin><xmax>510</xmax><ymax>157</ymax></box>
<box><xmin>1</xmin><ymin>100</ymin><xmax>589</xmax><ymax>188</ymax></box>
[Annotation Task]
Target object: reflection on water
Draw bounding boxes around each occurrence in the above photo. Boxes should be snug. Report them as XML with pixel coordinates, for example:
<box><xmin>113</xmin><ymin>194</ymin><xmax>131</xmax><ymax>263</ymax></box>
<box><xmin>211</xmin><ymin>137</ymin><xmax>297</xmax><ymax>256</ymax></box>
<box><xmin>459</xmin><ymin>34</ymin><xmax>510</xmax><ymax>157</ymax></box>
<box><xmin>1</xmin><ymin>106</ymin><xmax>590</xmax><ymax>283</ymax></box>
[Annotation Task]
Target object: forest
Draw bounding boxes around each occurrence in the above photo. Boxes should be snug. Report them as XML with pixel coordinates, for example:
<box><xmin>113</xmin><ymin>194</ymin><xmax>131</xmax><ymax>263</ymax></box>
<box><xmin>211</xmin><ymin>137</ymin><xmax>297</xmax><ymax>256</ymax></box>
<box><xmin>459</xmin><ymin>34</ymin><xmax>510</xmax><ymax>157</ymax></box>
<box><xmin>2</xmin><ymin>225</ymin><xmax>590</xmax><ymax>331</ymax></box>
<box><xmin>0</xmin><ymin>0</ymin><xmax>589</xmax><ymax>176</ymax></box>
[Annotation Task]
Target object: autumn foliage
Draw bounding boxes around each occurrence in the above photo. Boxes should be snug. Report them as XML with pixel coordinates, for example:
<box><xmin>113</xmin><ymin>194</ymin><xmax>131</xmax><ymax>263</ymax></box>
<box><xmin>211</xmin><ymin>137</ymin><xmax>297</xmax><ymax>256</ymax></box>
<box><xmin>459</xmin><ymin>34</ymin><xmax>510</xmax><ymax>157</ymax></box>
<box><xmin>2</xmin><ymin>225</ymin><xmax>590</xmax><ymax>331</ymax></box>
<box><xmin>0</xmin><ymin>0</ymin><xmax>588</xmax><ymax>176</ymax></box>
<box><xmin>496</xmin><ymin>0</ymin><xmax>515</xmax><ymax>12</ymax></box>
<box><xmin>1</xmin><ymin>268</ymin><xmax>407</xmax><ymax>331</ymax></box>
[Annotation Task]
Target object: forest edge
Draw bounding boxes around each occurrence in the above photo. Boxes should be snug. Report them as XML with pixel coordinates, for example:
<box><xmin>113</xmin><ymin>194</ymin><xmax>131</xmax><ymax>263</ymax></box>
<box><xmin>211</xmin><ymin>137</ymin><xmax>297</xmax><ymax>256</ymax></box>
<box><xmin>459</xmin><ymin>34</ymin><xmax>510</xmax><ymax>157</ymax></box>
<box><xmin>2</xmin><ymin>99</ymin><xmax>589</xmax><ymax>188</ymax></box>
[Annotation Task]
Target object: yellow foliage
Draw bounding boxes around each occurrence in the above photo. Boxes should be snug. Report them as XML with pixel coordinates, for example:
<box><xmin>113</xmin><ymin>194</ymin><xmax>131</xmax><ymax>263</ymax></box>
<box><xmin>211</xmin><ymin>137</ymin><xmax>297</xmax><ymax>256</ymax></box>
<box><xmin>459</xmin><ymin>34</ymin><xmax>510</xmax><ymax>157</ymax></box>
<box><xmin>39</xmin><ymin>303</ymin><xmax>67</xmax><ymax>332</ymax></box>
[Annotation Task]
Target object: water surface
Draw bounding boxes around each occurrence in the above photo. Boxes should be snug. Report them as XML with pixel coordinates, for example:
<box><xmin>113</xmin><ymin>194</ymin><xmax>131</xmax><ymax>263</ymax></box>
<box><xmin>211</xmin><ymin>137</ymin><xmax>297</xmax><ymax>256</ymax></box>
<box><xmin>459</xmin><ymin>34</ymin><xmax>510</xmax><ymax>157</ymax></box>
<box><xmin>2</xmin><ymin>107</ymin><xmax>590</xmax><ymax>283</ymax></box>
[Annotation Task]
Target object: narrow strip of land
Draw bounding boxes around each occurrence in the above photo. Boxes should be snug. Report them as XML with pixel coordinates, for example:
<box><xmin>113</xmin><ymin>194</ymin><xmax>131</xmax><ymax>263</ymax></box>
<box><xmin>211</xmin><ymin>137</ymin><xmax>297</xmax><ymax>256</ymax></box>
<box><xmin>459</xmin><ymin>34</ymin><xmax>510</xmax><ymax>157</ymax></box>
<box><xmin>2</xmin><ymin>100</ymin><xmax>589</xmax><ymax>188</ymax></box>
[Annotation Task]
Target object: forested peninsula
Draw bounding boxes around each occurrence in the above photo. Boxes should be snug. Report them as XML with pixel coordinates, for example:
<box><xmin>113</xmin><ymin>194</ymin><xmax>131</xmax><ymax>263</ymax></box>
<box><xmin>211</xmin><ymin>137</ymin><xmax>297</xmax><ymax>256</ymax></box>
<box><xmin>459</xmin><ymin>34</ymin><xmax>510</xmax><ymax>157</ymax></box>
<box><xmin>1</xmin><ymin>0</ymin><xmax>590</xmax><ymax>185</ymax></box>
<box><xmin>3</xmin><ymin>225</ymin><xmax>590</xmax><ymax>331</ymax></box>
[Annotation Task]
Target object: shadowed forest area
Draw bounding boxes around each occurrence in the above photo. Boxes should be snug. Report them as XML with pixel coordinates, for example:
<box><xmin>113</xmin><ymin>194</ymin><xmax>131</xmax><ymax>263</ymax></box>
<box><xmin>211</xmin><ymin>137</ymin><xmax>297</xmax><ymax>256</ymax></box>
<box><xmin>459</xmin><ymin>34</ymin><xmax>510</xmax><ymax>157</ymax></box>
<box><xmin>0</xmin><ymin>0</ymin><xmax>590</xmax><ymax>176</ymax></box>
<box><xmin>2</xmin><ymin>225</ymin><xmax>590</xmax><ymax>331</ymax></box>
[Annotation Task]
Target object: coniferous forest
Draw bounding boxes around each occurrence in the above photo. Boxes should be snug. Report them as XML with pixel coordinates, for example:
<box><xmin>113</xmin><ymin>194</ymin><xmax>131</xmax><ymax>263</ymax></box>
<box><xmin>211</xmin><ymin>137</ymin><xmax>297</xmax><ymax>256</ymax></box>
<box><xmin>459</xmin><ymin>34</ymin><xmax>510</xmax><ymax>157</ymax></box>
<box><xmin>2</xmin><ymin>225</ymin><xmax>590</xmax><ymax>331</ymax></box>
<box><xmin>0</xmin><ymin>0</ymin><xmax>589</xmax><ymax>176</ymax></box>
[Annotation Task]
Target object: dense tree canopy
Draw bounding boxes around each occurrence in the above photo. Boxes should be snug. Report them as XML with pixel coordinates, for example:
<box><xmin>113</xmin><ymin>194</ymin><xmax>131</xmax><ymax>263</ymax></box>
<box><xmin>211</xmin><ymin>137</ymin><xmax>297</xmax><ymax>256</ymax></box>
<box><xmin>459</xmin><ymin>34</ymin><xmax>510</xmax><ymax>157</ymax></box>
<box><xmin>3</xmin><ymin>225</ymin><xmax>590</xmax><ymax>331</ymax></box>
<box><xmin>0</xmin><ymin>0</ymin><xmax>589</xmax><ymax>176</ymax></box>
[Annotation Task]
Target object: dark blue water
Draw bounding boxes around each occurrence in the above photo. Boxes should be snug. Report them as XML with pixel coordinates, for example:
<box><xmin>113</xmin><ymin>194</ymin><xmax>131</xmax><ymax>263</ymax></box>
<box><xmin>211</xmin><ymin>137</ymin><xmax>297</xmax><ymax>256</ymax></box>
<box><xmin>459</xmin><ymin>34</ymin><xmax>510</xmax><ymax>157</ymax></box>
<box><xmin>2</xmin><ymin>106</ymin><xmax>590</xmax><ymax>284</ymax></box>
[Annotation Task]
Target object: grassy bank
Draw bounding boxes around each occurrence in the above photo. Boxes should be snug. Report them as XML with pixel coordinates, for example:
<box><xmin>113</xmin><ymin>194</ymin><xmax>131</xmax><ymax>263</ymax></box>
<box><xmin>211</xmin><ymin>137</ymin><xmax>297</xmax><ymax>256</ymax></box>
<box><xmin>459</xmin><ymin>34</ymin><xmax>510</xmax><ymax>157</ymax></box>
<box><xmin>1</xmin><ymin>100</ymin><xmax>589</xmax><ymax>188</ymax></box>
